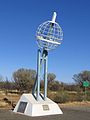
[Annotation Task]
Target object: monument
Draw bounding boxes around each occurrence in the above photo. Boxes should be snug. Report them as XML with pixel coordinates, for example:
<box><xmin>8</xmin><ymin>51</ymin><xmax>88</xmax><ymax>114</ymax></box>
<box><xmin>13</xmin><ymin>12</ymin><xmax>63</xmax><ymax>116</ymax></box>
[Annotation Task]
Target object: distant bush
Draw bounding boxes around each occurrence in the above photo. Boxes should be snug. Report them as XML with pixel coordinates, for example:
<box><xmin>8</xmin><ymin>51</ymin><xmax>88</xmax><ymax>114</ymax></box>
<box><xmin>48</xmin><ymin>91</ymin><xmax>70</xmax><ymax>103</ymax></box>
<box><xmin>54</xmin><ymin>92</ymin><xmax>70</xmax><ymax>103</ymax></box>
<box><xmin>48</xmin><ymin>90</ymin><xmax>90</xmax><ymax>103</ymax></box>
<box><xmin>75</xmin><ymin>92</ymin><xmax>83</xmax><ymax>102</ymax></box>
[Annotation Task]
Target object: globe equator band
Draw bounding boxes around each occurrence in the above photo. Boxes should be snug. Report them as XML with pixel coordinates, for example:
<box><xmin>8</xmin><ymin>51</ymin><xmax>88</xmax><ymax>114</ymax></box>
<box><xmin>37</xmin><ymin>36</ymin><xmax>61</xmax><ymax>45</ymax></box>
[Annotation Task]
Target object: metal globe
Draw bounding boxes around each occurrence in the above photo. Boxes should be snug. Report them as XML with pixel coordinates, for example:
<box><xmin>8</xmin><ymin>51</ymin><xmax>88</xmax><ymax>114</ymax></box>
<box><xmin>36</xmin><ymin>14</ymin><xmax>63</xmax><ymax>50</ymax></box>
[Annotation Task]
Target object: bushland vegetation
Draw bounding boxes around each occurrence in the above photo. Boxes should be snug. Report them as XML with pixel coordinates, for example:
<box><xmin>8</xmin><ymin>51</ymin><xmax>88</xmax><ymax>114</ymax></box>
<box><xmin>0</xmin><ymin>69</ymin><xmax>90</xmax><ymax>106</ymax></box>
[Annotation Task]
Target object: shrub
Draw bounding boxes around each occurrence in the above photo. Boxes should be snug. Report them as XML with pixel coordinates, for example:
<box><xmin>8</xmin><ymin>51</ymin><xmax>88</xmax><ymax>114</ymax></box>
<box><xmin>75</xmin><ymin>92</ymin><xmax>83</xmax><ymax>102</ymax></box>
<box><xmin>48</xmin><ymin>91</ymin><xmax>70</xmax><ymax>103</ymax></box>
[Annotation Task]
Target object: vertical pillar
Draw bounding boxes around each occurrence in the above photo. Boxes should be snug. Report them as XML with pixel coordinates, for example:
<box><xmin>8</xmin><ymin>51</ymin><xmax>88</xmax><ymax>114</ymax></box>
<box><xmin>37</xmin><ymin>49</ymin><xmax>41</xmax><ymax>101</ymax></box>
<box><xmin>44</xmin><ymin>54</ymin><xmax>48</xmax><ymax>100</ymax></box>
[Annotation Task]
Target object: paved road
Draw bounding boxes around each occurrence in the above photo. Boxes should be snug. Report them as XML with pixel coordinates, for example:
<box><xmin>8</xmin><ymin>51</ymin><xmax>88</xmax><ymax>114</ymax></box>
<box><xmin>0</xmin><ymin>108</ymin><xmax>90</xmax><ymax>120</ymax></box>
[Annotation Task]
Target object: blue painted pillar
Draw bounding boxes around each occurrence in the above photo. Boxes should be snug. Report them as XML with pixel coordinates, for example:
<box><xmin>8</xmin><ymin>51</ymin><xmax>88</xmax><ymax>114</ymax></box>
<box><xmin>44</xmin><ymin>53</ymin><xmax>48</xmax><ymax>100</ymax></box>
<box><xmin>37</xmin><ymin>49</ymin><xmax>41</xmax><ymax>101</ymax></box>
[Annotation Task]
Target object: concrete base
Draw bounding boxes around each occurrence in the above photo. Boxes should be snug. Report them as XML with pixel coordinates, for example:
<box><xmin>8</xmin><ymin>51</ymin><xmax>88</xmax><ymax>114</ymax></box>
<box><xmin>13</xmin><ymin>93</ymin><xmax>63</xmax><ymax>116</ymax></box>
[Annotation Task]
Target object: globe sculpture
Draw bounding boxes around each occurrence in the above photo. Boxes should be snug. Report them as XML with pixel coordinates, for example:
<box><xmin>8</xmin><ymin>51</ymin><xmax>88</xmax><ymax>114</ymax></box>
<box><xmin>36</xmin><ymin>12</ymin><xmax>63</xmax><ymax>50</ymax></box>
<box><xmin>13</xmin><ymin>12</ymin><xmax>63</xmax><ymax>116</ymax></box>
<box><xmin>32</xmin><ymin>12</ymin><xmax>63</xmax><ymax>101</ymax></box>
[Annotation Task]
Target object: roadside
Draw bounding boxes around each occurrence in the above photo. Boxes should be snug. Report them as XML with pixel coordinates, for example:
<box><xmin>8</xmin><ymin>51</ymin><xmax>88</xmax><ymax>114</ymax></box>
<box><xmin>59</xmin><ymin>101</ymin><xmax>90</xmax><ymax>112</ymax></box>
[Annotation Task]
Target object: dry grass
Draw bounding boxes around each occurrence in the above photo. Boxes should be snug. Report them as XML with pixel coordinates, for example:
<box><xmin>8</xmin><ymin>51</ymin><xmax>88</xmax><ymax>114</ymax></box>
<box><xmin>0</xmin><ymin>101</ymin><xmax>8</xmax><ymax>108</ymax></box>
<box><xmin>0</xmin><ymin>90</ymin><xmax>20</xmax><ymax>109</ymax></box>
<box><xmin>0</xmin><ymin>90</ymin><xmax>90</xmax><ymax>109</ymax></box>
<box><xmin>59</xmin><ymin>101</ymin><xmax>90</xmax><ymax>108</ymax></box>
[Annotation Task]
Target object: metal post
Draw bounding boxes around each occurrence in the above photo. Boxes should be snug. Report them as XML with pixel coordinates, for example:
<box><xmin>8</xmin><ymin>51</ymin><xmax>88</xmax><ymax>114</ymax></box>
<box><xmin>37</xmin><ymin>49</ymin><xmax>41</xmax><ymax>101</ymax></box>
<box><xmin>44</xmin><ymin>54</ymin><xmax>48</xmax><ymax>100</ymax></box>
<box><xmin>32</xmin><ymin>75</ymin><xmax>37</xmax><ymax>98</ymax></box>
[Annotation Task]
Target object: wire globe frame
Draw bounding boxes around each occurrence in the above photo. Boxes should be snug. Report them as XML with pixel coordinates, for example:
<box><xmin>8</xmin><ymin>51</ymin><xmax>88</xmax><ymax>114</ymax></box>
<box><xmin>36</xmin><ymin>20</ymin><xmax>63</xmax><ymax>51</ymax></box>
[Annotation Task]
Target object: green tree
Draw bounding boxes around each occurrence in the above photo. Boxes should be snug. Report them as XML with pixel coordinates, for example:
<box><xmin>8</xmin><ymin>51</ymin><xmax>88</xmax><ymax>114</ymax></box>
<box><xmin>48</xmin><ymin>80</ymin><xmax>61</xmax><ymax>91</ymax></box>
<box><xmin>47</xmin><ymin>73</ymin><xmax>56</xmax><ymax>83</ymax></box>
<box><xmin>13</xmin><ymin>68</ymin><xmax>36</xmax><ymax>93</ymax></box>
<box><xmin>73</xmin><ymin>70</ymin><xmax>90</xmax><ymax>87</ymax></box>
<box><xmin>47</xmin><ymin>73</ymin><xmax>62</xmax><ymax>91</ymax></box>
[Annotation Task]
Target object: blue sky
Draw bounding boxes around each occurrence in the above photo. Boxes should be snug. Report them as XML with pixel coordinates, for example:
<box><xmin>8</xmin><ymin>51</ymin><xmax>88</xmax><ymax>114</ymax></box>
<box><xmin>0</xmin><ymin>0</ymin><xmax>90</xmax><ymax>83</ymax></box>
